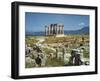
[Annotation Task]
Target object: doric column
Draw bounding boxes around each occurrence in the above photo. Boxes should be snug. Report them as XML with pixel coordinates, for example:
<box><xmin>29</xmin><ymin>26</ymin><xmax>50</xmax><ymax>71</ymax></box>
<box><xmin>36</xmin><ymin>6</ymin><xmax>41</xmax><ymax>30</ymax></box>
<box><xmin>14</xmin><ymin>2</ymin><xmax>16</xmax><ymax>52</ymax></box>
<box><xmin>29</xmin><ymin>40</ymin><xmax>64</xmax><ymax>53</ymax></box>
<box><xmin>62</xmin><ymin>25</ymin><xmax>64</xmax><ymax>34</ymax></box>
<box><xmin>49</xmin><ymin>26</ymin><xmax>51</xmax><ymax>35</ymax></box>
<box><xmin>60</xmin><ymin>25</ymin><xmax>62</xmax><ymax>34</ymax></box>
<box><xmin>47</xmin><ymin>26</ymin><xmax>49</xmax><ymax>35</ymax></box>
<box><xmin>48</xmin><ymin>26</ymin><xmax>50</xmax><ymax>35</ymax></box>
<box><xmin>55</xmin><ymin>24</ymin><xmax>57</xmax><ymax>35</ymax></box>
<box><xmin>56</xmin><ymin>25</ymin><xmax>58</xmax><ymax>35</ymax></box>
<box><xmin>54</xmin><ymin>24</ymin><xmax>56</xmax><ymax>34</ymax></box>
<box><xmin>56</xmin><ymin>24</ymin><xmax>58</xmax><ymax>35</ymax></box>
<box><xmin>60</xmin><ymin>25</ymin><xmax>61</xmax><ymax>34</ymax></box>
<box><xmin>45</xmin><ymin>26</ymin><xmax>47</xmax><ymax>36</ymax></box>
<box><xmin>56</xmin><ymin>26</ymin><xmax>57</xmax><ymax>35</ymax></box>
<box><xmin>61</xmin><ymin>26</ymin><xmax>62</xmax><ymax>34</ymax></box>
<box><xmin>61</xmin><ymin>25</ymin><xmax>63</xmax><ymax>34</ymax></box>
<box><xmin>51</xmin><ymin>24</ymin><xmax>53</xmax><ymax>35</ymax></box>
<box><xmin>50</xmin><ymin>25</ymin><xmax>51</xmax><ymax>35</ymax></box>
<box><xmin>62</xmin><ymin>25</ymin><xmax>63</xmax><ymax>34</ymax></box>
<box><xmin>50</xmin><ymin>24</ymin><xmax>52</xmax><ymax>35</ymax></box>
<box><xmin>60</xmin><ymin>26</ymin><xmax>62</xmax><ymax>34</ymax></box>
<box><xmin>58</xmin><ymin>25</ymin><xmax>60</xmax><ymax>34</ymax></box>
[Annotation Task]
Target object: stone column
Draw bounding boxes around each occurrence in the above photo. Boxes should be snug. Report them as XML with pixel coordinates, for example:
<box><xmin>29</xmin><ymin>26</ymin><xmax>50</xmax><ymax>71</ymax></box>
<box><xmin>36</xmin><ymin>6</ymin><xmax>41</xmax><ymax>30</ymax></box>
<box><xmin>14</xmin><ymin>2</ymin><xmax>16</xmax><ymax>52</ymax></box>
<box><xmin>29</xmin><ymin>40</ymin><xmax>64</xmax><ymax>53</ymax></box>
<box><xmin>50</xmin><ymin>25</ymin><xmax>51</xmax><ymax>35</ymax></box>
<box><xmin>60</xmin><ymin>25</ymin><xmax>61</xmax><ymax>34</ymax></box>
<box><xmin>61</xmin><ymin>26</ymin><xmax>62</xmax><ymax>34</ymax></box>
<box><xmin>56</xmin><ymin>24</ymin><xmax>58</xmax><ymax>35</ymax></box>
<box><xmin>58</xmin><ymin>25</ymin><xmax>60</xmax><ymax>34</ymax></box>
<box><xmin>61</xmin><ymin>25</ymin><xmax>63</xmax><ymax>34</ymax></box>
<box><xmin>54</xmin><ymin>24</ymin><xmax>56</xmax><ymax>34</ymax></box>
<box><xmin>45</xmin><ymin>26</ymin><xmax>47</xmax><ymax>36</ymax></box>
<box><xmin>60</xmin><ymin>25</ymin><xmax>62</xmax><ymax>34</ymax></box>
<box><xmin>52</xmin><ymin>24</ymin><xmax>54</xmax><ymax>35</ymax></box>
<box><xmin>49</xmin><ymin>26</ymin><xmax>51</xmax><ymax>35</ymax></box>
<box><xmin>48</xmin><ymin>26</ymin><xmax>50</xmax><ymax>35</ymax></box>
<box><xmin>63</xmin><ymin>25</ymin><xmax>64</xmax><ymax>34</ymax></box>
<box><xmin>59</xmin><ymin>25</ymin><xmax>60</xmax><ymax>34</ymax></box>
<box><xmin>55</xmin><ymin>24</ymin><xmax>57</xmax><ymax>35</ymax></box>
<box><xmin>50</xmin><ymin>24</ymin><xmax>53</xmax><ymax>35</ymax></box>
<box><xmin>47</xmin><ymin>27</ymin><xmax>48</xmax><ymax>35</ymax></box>
<box><xmin>62</xmin><ymin>25</ymin><xmax>64</xmax><ymax>34</ymax></box>
<box><xmin>56</xmin><ymin>26</ymin><xmax>58</xmax><ymax>35</ymax></box>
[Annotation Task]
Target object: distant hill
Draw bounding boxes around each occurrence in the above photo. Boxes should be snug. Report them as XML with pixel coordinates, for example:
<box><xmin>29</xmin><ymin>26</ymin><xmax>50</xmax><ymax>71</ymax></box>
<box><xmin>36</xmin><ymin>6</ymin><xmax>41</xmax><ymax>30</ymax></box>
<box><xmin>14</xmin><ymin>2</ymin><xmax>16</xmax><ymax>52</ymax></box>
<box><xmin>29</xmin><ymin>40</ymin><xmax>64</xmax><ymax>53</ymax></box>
<box><xmin>64</xmin><ymin>26</ymin><xmax>89</xmax><ymax>35</ymax></box>
<box><xmin>26</xmin><ymin>26</ymin><xmax>89</xmax><ymax>36</ymax></box>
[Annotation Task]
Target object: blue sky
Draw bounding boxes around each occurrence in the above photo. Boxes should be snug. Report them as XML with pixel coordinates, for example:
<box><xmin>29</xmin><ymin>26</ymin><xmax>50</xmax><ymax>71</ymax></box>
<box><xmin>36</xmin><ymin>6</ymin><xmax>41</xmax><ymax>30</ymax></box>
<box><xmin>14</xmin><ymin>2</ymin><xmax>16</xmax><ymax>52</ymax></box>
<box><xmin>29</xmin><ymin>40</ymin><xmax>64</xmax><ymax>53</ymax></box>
<box><xmin>25</xmin><ymin>12</ymin><xmax>89</xmax><ymax>32</ymax></box>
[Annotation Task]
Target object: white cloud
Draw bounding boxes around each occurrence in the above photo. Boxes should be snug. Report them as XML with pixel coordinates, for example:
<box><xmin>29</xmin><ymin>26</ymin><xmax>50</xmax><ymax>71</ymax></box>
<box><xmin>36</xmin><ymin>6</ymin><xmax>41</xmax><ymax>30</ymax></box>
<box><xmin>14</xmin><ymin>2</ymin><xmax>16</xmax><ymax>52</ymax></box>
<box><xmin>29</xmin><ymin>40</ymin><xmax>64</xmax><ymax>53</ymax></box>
<box><xmin>78</xmin><ymin>22</ymin><xmax>85</xmax><ymax>26</ymax></box>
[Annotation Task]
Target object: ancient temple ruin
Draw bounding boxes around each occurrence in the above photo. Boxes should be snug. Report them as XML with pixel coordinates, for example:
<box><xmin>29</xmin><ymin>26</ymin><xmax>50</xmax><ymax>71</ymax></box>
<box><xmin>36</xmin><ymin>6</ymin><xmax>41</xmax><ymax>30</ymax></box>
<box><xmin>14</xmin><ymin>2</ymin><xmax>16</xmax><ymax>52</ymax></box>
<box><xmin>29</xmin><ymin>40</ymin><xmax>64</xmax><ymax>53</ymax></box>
<box><xmin>45</xmin><ymin>24</ymin><xmax>64</xmax><ymax>37</ymax></box>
